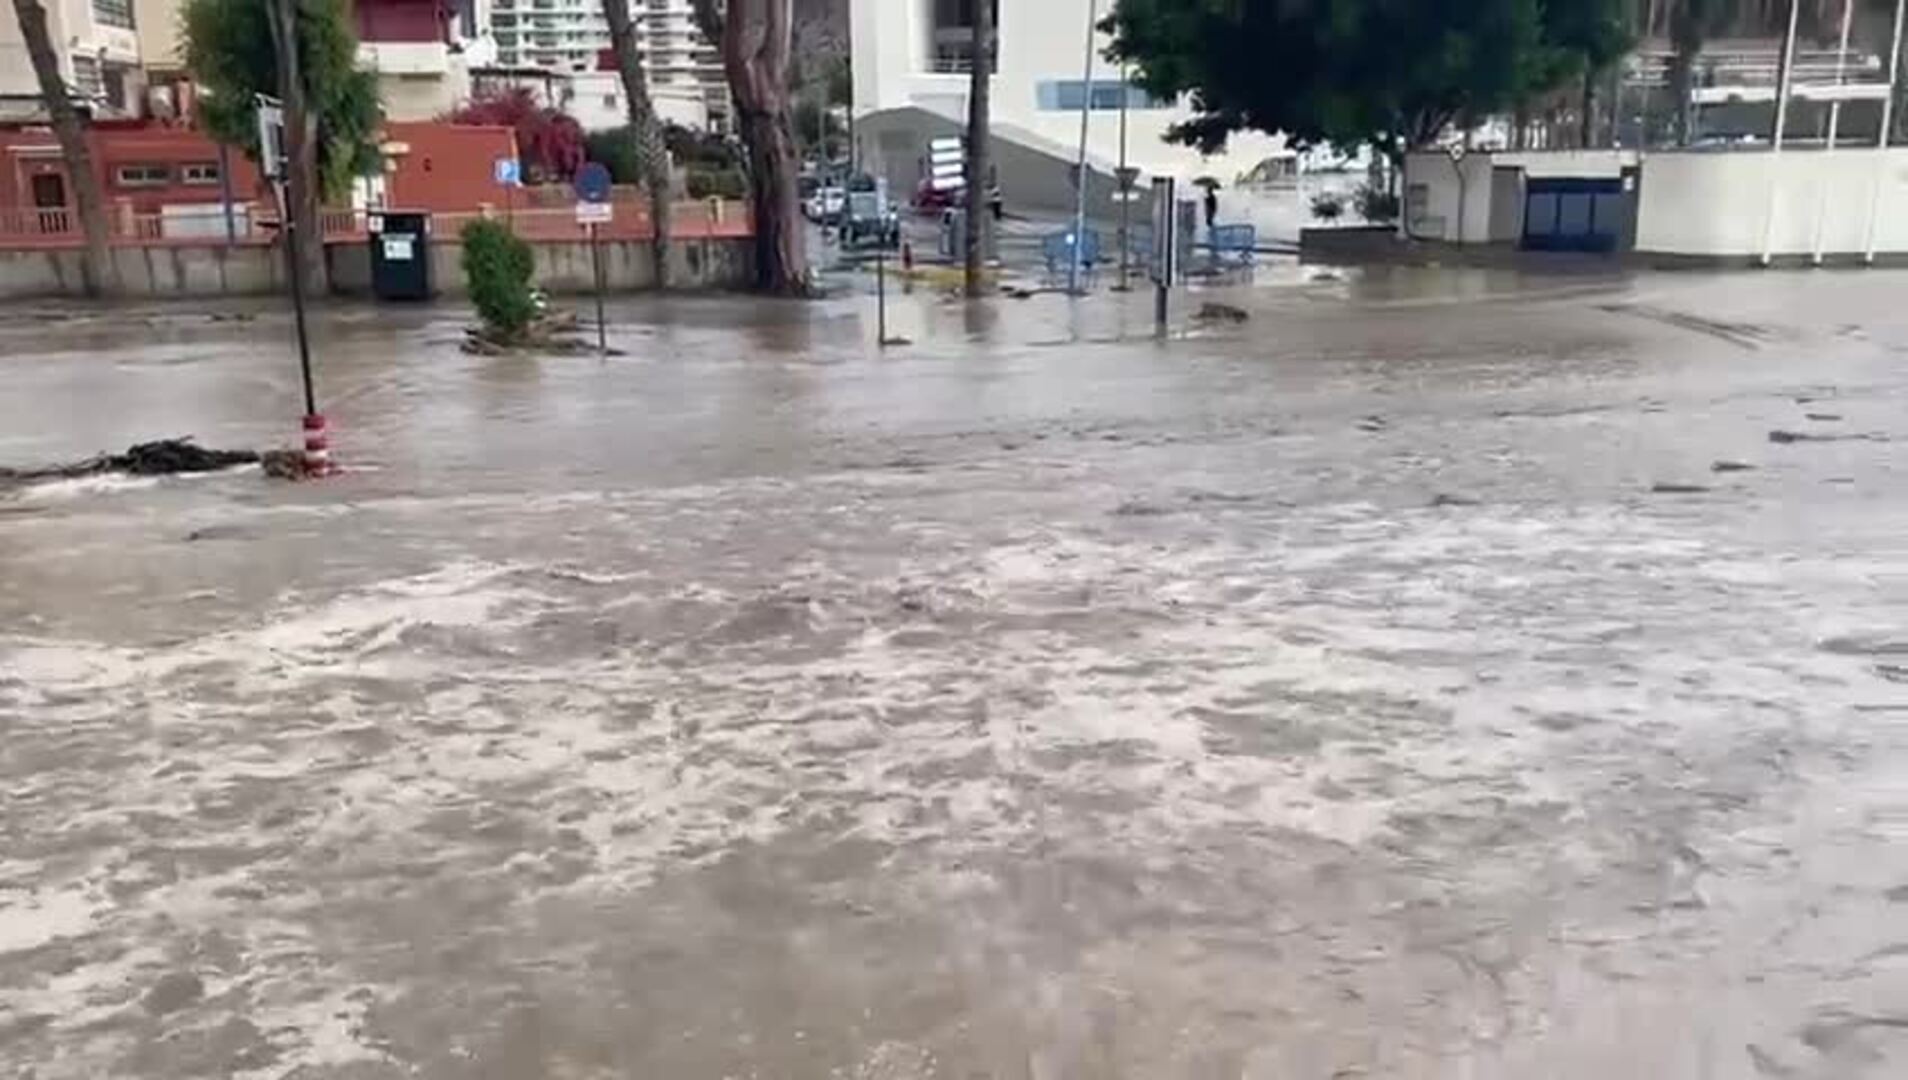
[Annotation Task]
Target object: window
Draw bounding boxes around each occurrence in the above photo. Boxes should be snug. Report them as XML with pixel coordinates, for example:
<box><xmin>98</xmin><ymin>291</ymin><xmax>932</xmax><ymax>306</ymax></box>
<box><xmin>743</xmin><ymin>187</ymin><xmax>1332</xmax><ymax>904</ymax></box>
<box><xmin>69</xmin><ymin>54</ymin><xmax>102</xmax><ymax>98</ymax></box>
<box><xmin>92</xmin><ymin>0</ymin><xmax>134</xmax><ymax>30</ymax></box>
<box><xmin>604</xmin><ymin>94</ymin><xmax>619</xmax><ymax>109</ymax></box>
<box><xmin>180</xmin><ymin>163</ymin><xmax>220</xmax><ymax>186</ymax></box>
<box><xmin>1037</xmin><ymin>80</ymin><xmax>1172</xmax><ymax>112</ymax></box>
<box><xmin>115</xmin><ymin>164</ymin><xmax>169</xmax><ymax>187</ymax></box>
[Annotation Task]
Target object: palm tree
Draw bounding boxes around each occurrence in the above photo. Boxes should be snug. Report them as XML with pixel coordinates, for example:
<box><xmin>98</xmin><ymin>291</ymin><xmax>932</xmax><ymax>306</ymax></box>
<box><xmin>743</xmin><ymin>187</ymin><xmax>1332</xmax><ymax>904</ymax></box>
<box><xmin>603</xmin><ymin>0</ymin><xmax>674</xmax><ymax>287</ymax></box>
<box><xmin>10</xmin><ymin>0</ymin><xmax>116</xmax><ymax>296</ymax></box>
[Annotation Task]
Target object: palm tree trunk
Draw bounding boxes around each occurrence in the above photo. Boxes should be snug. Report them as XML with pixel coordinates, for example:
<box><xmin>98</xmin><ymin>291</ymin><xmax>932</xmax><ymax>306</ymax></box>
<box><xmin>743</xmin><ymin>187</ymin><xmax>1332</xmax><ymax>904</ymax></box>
<box><xmin>704</xmin><ymin>0</ymin><xmax>805</xmax><ymax>294</ymax></box>
<box><xmin>963</xmin><ymin>0</ymin><xmax>992</xmax><ymax>298</ymax></box>
<box><xmin>12</xmin><ymin>0</ymin><xmax>116</xmax><ymax>297</ymax></box>
<box><xmin>604</xmin><ymin>0</ymin><xmax>673</xmax><ymax>287</ymax></box>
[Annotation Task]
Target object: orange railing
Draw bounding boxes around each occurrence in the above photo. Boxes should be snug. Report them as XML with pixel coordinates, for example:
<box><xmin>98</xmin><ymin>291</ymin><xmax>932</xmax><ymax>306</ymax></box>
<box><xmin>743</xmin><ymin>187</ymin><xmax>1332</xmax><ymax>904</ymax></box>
<box><xmin>0</xmin><ymin>200</ymin><xmax>752</xmax><ymax>249</ymax></box>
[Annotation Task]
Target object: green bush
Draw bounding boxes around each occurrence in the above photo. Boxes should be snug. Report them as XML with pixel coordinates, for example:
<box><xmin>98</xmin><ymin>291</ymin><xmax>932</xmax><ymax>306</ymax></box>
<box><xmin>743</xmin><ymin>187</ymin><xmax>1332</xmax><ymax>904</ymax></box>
<box><xmin>461</xmin><ymin>218</ymin><xmax>536</xmax><ymax>339</ymax></box>
<box><xmin>584</xmin><ymin>128</ymin><xmax>642</xmax><ymax>185</ymax></box>
<box><xmin>685</xmin><ymin>167</ymin><xmax>748</xmax><ymax>201</ymax></box>
<box><xmin>1309</xmin><ymin>191</ymin><xmax>1346</xmax><ymax>222</ymax></box>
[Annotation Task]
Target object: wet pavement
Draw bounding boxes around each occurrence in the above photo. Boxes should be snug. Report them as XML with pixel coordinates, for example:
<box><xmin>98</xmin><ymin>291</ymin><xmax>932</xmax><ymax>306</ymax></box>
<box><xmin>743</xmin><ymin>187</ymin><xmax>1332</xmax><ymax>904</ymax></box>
<box><xmin>1</xmin><ymin>267</ymin><xmax>1905</xmax><ymax>1078</ymax></box>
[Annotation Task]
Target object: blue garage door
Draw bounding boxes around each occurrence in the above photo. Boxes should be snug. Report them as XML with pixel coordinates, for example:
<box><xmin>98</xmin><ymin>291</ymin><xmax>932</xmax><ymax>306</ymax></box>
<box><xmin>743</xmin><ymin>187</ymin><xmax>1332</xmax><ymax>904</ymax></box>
<box><xmin>1523</xmin><ymin>178</ymin><xmax>1625</xmax><ymax>253</ymax></box>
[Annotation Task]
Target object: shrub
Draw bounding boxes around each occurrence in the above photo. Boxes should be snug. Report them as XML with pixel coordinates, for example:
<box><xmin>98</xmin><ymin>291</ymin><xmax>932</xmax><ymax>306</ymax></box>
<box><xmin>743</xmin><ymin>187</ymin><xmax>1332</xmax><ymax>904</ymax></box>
<box><xmin>461</xmin><ymin>218</ymin><xmax>536</xmax><ymax>340</ymax></box>
<box><xmin>686</xmin><ymin>167</ymin><xmax>748</xmax><ymax>201</ymax></box>
<box><xmin>1354</xmin><ymin>183</ymin><xmax>1401</xmax><ymax>224</ymax></box>
<box><xmin>1310</xmin><ymin>191</ymin><xmax>1346</xmax><ymax>223</ymax></box>
<box><xmin>584</xmin><ymin>128</ymin><xmax>642</xmax><ymax>185</ymax></box>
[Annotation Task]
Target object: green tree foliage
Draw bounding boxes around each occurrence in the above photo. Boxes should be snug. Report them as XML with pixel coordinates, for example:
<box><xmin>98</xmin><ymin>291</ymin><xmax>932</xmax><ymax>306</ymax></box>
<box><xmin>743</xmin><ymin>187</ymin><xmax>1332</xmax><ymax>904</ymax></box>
<box><xmin>584</xmin><ymin>128</ymin><xmax>643</xmax><ymax>184</ymax></box>
<box><xmin>182</xmin><ymin>0</ymin><xmax>380</xmax><ymax>200</ymax></box>
<box><xmin>1104</xmin><ymin>0</ymin><xmax>1633</xmax><ymax>160</ymax></box>
<box><xmin>461</xmin><ymin>219</ymin><xmax>537</xmax><ymax>340</ymax></box>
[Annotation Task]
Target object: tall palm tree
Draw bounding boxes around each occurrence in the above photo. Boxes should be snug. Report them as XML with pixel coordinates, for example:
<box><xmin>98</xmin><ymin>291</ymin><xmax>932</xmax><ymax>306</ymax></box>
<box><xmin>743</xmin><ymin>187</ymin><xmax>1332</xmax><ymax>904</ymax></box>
<box><xmin>603</xmin><ymin>0</ymin><xmax>674</xmax><ymax>287</ymax></box>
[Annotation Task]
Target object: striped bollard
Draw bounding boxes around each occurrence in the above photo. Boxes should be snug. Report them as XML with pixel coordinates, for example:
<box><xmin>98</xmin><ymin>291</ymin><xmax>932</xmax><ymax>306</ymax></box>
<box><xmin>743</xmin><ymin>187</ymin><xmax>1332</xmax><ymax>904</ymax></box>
<box><xmin>302</xmin><ymin>413</ymin><xmax>332</xmax><ymax>476</ymax></box>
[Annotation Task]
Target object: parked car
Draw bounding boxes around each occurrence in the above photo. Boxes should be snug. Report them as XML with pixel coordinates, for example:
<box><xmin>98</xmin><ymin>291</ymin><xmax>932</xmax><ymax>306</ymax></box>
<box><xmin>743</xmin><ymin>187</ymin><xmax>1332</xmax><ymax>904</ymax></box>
<box><xmin>913</xmin><ymin>178</ymin><xmax>963</xmax><ymax>215</ymax></box>
<box><xmin>841</xmin><ymin>189</ymin><xmax>900</xmax><ymax>250</ymax></box>
<box><xmin>804</xmin><ymin>184</ymin><xmax>847</xmax><ymax>224</ymax></box>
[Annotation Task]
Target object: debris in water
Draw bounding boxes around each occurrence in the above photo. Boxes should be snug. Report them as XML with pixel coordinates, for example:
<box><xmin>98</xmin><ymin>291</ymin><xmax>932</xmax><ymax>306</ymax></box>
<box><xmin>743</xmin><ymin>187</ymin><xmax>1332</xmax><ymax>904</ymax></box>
<box><xmin>1430</xmin><ymin>493</ymin><xmax>1481</xmax><ymax>507</ymax></box>
<box><xmin>1770</xmin><ymin>429</ymin><xmax>1888</xmax><ymax>444</ymax></box>
<box><xmin>1711</xmin><ymin>460</ymin><xmax>1756</xmax><ymax>473</ymax></box>
<box><xmin>0</xmin><ymin>438</ymin><xmax>258</xmax><ymax>489</ymax></box>
<box><xmin>1193</xmin><ymin>301</ymin><xmax>1250</xmax><ymax>323</ymax></box>
<box><xmin>1651</xmin><ymin>482</ymin><xmax>1711</xmax><ymax>495</ymax></box>
<box><xmin>1805</xmin><ymin>413</ymin><xmax>1844</xmax><ymax>422</ymax></box>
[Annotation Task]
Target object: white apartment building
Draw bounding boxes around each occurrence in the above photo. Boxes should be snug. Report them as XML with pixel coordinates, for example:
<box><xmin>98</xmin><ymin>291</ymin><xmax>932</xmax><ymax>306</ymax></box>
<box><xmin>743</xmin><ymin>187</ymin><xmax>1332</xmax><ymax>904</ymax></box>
<box><xmin>850</xmin><ymin>0</ymin><xmax>1284</xmax><ymax>214</ymax></box>
<box><xmin>490</xmin><ymin>0</ymin><xmax>726</xmax><ymax>128</ymax></box>
<box><xmin>0</xmin><ymin>0</ymin><xmax>171</xmax><ymax>121</ymax></box>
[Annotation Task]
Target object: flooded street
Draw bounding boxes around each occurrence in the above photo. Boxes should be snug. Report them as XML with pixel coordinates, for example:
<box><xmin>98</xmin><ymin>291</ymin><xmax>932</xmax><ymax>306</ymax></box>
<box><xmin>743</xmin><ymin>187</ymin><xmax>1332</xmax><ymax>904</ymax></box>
<box><xmin>2</xmin><ymin>268</ymin><xmax>1905</xmax><ymax>1078</ymax></box>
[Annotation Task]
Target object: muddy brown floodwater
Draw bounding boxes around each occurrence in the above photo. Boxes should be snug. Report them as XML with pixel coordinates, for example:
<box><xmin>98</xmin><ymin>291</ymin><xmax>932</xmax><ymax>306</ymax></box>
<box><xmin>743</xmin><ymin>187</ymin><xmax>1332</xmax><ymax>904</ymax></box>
<box><xmin>1</xmin><ymin>268</ymin><xmax>1905</xmax><ymax>1078</ymax></box>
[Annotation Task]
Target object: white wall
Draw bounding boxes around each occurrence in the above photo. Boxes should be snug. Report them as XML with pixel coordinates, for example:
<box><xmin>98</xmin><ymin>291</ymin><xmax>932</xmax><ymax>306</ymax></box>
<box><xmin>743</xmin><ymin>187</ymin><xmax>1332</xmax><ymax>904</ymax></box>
<box><xmin>850</xmin><ymin>0</ymin><xmax>1283</xmax><ymax>187</ymax></box>
<box><xmin>565</xmin><ymin>72</ymin><xmax>708</xmax><ymax>132</ymax></box>
<box><xmin>1636</xmin><ymin>148</ymin><xmax>1908</xmax><ymax>260</ymax></box>
<box><xmin>1402</xmin><ymin>153</ymin><xmax>1496</xmax><ymax>243</ymax></box>
<box><xmin>1402</xmin><ymin>149</ymin><xmax>1640</xmax><ymax>244</ymax></box>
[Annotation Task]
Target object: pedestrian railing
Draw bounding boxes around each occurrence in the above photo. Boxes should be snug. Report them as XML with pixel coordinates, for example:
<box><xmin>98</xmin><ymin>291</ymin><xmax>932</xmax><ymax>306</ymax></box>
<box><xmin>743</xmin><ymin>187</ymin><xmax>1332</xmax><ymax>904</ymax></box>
<box><xmin>0</xmin><ymin>200</ymin><xmax>753</xmax><ymax>250</ymax></box>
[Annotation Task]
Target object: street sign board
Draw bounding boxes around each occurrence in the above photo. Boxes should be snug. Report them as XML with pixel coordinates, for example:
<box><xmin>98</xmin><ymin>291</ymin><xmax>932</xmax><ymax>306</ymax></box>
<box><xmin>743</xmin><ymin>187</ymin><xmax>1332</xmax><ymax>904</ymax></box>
<box><xmin>494</xmin><ymin>157</ymin><xmax>521</xmax><ymax>187</ymax></box>
<box><xmin>929</xmin><ymin>135</ymin><xmax>965</xmax><ymax>192</ymax></box>
<box><xmin>254</xmin><ymin>94</ymin><xmax>285</xmax><ymax>181</ymax></box>
<box><xmin>1150</xmin><ymin>176</ymin><xmax>1177</xmax><ymax>286</ymax></box>
<box><xmin>574</xmin><ymin>162</ymin><xmax>612</xmax><ymax>203</ymax></box>
<box><xmin>575</xmin><ymin>201</ymin><xmax>614</xmax><ymax>225</ymax></box>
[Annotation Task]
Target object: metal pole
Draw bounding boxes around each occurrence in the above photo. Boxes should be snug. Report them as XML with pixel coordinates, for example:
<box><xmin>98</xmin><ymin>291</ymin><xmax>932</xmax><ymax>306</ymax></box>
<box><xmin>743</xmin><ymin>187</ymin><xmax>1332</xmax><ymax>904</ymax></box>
<box><xmin>276</xmin><ymin>180</ymin><xmax>316</xmax><ymax>417</ymax></box>
<box><xmin>218</xmin><ymin>143</ymin><xmax>236</xmax><ymax>246</ymax></box>
<box><xmin>1814</xmin><ymin>0</ymin><xmax>1857</xmax><ymax>264</ymax></box>
<box><xmin>1152</xmin><ymin>175</ymin><xmax>1173</xmax><ymax>335</ymax></box>
<box><xmin>591</xmin><ymin>221</ymin><xmax>606</xmax><ymax>355</ymax></box>
<box><xmin>1761</xmin><ymin>0</ymin><xmax>1802</xmax><ymax>266</ymax></box>
<box><xmin>1117</xmin><ymin>63</ymin><xmax>1130</xmax><ymax>291</ymax></box>
<box><xmin>1068</xmin><ymin>0</ymin><xmax>1099</xmax><ymax>295</ymax></box>
<box><xmin>1866</xmin><ymin>0</ymin><xmax>1907</xmax><ymax>262</ymax></box>
<box><xmin>876</xmin><ymin>241</ymin><xmax>888</xmax><ymax>346</ymax></box>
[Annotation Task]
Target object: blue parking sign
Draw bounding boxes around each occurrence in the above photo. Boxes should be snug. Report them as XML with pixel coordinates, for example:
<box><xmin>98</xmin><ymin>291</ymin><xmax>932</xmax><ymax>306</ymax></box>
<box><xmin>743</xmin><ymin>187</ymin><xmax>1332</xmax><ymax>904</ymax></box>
<box><xmin>494</xmin><ymin>158</ymin><xmax>521</xmax><ymax>187</ymax></box>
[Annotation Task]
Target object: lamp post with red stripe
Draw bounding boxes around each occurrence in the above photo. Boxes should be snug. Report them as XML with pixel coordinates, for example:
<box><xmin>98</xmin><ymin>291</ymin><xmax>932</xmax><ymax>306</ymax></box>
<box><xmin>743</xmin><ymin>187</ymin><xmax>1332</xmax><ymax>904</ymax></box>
<box><xmin>255</xmin><ymin>89</ymin><xmax>329</xmax><ymax>477</ymax></box>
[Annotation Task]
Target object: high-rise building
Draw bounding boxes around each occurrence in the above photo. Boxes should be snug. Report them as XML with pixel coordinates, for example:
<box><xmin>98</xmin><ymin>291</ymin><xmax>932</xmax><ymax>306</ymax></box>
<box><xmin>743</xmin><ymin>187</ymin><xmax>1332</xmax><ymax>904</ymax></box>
<box><xmin>490</xmin><ymin>0</ymin><xmax>726</xmax><ymax>127</ymax></box>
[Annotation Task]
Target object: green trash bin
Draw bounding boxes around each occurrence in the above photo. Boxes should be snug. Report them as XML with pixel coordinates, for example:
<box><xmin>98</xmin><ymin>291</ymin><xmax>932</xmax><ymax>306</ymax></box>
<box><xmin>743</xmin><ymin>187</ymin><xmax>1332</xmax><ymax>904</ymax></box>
<box><xmin>369</xmin><ymin>211</ymin><xmax>432</xmax><ymax>301</ymax></box>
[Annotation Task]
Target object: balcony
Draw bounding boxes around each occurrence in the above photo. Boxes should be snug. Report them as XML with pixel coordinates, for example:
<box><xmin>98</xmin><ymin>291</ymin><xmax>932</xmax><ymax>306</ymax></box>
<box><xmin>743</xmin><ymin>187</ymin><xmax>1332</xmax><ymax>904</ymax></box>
<box><xmin>358</xmin><ymin>40</ymin><xmax>451</xmax><ymax>76</ymax></box>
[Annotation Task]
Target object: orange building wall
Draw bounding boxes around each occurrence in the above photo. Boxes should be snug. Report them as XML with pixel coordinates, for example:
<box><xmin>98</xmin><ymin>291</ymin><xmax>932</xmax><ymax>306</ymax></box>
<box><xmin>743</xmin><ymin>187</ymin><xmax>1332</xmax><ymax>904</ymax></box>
<box><xmin>1</xmin><ymin>126</ymin><xmax>266</xmax><ymax>214</ymax></box>
<box><xmin>4</xmin><ymin>121</ymin><xmax>519</xmax><ymax>217</ymax></box>
<box><xmin>382</xmin><ymin>122</ymin><xmax>520</xmax><ymax>212</ymax></box>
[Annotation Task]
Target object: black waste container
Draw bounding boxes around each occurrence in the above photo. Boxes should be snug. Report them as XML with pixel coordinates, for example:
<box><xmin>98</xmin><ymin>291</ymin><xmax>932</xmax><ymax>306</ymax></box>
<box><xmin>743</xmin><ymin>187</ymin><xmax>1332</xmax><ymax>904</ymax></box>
<box><xmin>369</xmin><ymin>211</ymin><xmax>432</xmax><ymax>300</ymax></box>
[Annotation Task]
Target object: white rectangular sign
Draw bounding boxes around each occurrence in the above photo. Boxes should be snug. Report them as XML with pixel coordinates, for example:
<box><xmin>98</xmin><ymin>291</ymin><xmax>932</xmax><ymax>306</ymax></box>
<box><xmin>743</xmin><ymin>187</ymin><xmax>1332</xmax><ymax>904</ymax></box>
<box><xmin>575</xmin><ymin>202</ymin><xmax>613</xmax><ymax>225</ymax></box>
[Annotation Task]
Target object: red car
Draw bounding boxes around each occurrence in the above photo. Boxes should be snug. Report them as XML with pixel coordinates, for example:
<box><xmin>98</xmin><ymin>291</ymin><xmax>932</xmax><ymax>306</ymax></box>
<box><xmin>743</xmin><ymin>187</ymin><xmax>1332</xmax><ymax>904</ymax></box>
<box><xmin>913</xmin><ymin>178</ymin><xmax>965</xmax><ymax>215</ymax></box>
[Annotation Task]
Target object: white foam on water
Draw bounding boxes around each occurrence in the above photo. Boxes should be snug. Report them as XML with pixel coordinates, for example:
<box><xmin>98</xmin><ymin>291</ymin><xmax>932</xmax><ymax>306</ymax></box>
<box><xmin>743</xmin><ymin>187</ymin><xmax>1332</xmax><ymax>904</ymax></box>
<box><xmin>0</xmin><ymin>884</ymin><xmax>104</xmax><ymax>955</ymax></box>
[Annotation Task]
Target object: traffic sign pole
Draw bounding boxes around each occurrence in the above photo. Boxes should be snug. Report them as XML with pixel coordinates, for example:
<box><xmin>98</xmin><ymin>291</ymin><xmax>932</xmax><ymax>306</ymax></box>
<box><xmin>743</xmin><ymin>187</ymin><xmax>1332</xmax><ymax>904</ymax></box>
<box><xmin>574</xmin><ymin>162</ymin><xmax>614</xmax><ymax>357</ymax></box>
<box><xmin>591</xmin><ymin>223</ymin><xmax>606</xmax><ymax>356</ymax></box>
